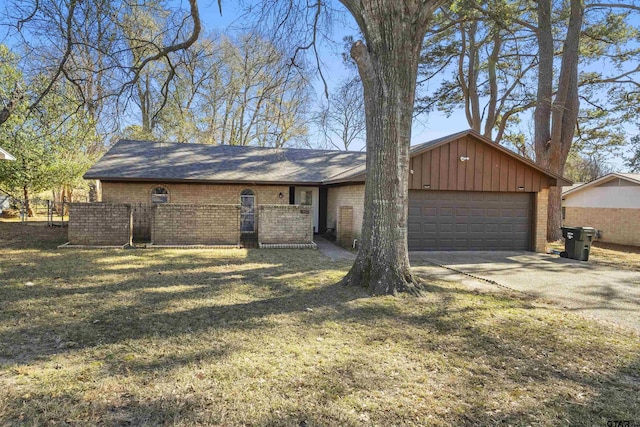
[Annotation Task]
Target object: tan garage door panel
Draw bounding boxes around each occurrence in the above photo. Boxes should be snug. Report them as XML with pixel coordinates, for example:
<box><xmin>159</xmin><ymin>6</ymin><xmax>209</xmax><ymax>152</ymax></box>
<box><xmin>408</xmin><ymin>191</ymin><xmax>532</xmax><ymax>251</ymax></box>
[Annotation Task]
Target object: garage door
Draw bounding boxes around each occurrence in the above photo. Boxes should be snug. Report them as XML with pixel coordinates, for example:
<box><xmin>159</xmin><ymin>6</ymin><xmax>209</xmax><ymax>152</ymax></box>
<box><xmin>408</xmin><ymin>191</ymin><xmax>532</xmax><ymax>251</ymax></box>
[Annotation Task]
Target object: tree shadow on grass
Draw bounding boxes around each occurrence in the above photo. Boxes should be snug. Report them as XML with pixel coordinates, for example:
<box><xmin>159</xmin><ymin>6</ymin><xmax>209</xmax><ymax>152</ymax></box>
<box><xmin>270</xmin><ymin>283</ymin><xmax>640</xmax><ymax>426</ymax></box>
<box><xmin>1</xmin><ymin>274</ymin><xmax>639</xmax><ymax>425</ymax></box>
<box><xmin>1</xmin><ymin>235</ymin><xmax>639</xmax><ymax>425</ymax></box>
<box><xmin>0</xmin><ymin>246</ymin><xmax>359</xmax><ymax>364</ymax></box>
<box><xmin>0</xmin><ymin>220</ymin><xmax>67</xmax><ymax>249</ymax></box>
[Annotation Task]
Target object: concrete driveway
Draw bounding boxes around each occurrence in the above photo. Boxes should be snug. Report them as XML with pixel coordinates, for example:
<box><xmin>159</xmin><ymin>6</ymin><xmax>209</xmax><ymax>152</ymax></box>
<box><xmin>410</xmin><ymin>251</ymin><xmax>640</xmax><ymax>331</ymax></box>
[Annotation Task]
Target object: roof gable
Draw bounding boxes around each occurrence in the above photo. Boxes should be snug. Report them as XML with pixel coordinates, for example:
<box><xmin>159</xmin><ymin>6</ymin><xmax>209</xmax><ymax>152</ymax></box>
<box><xmin>408</xmin><ymin>131</ymin><xmax>569</xmax><ymax>191</ymax></box>
<box><xmin>563</xmin><ymin>173</ymin><xmax>640</xmax><ymax>197</ymax></box>
<box><xmin>410</xmin><ymin>130</ymin><xmax>571</xmax><ymax>187</ymax></box>
<box><xmin>326</xmin><ymin>130</ymin><xmax>571</xmax><ymax>187</ymax></box>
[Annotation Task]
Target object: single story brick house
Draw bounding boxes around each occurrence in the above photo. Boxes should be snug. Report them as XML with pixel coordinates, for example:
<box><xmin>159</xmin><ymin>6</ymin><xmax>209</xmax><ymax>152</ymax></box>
<box><xmin>562</xmin><ymin>173</ymin><xmax>640</xmax><ymax>247</ymax></box>
<box><xmin>82</xmin><ymin>130</ymin><xmax>570</xmax><ymax>251</ymax></box>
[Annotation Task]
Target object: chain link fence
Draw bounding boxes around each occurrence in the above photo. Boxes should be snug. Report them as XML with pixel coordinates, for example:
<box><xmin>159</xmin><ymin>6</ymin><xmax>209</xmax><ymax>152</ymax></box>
<box><xmin>0</xmin><ymin>191</ymin><xmax>87</xmax><ymax>226</ymax></box>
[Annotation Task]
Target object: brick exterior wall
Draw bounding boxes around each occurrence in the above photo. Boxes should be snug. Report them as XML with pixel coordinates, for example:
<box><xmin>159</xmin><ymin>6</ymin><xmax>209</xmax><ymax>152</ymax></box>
<box><xmin>337</xmin><ymin>206</ymin><xmax>354</xmax><ymax>248</ymax></box>
<box><xmin>327</xmin><ymin>184</ymin><xmax>364</xmax><ymax>238</ymax></box>
<box><xmin>534</xmin><ymin>188</ymin><xmax>549</xmax><ymax>252</ymax></box>
<box><xmin>258</xmin><ymin>205</ymin><xmax>313</xmax><ymax>244</ymax></box>
<box><xmin>564</xmin><ymin>207</ymin><xmax>640</xmax><ymax>247</ymax></box>
<box><xmin>68</xmin><ymin>203</ymin><xmax>132</xmax><ymax>246</ymax></box>
<box><xmin>151</xmin><ymin>204</ymin><xmax>241</xmax><ymax>245</ymax></box>
<box><xmin>101</xmin><ymin>182</ymin><xmax>288</xmax><ymax>205</ymax></box>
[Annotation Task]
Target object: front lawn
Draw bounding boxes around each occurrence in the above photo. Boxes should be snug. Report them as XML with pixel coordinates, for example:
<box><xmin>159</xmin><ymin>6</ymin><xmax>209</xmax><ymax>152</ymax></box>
<box><xmin>1</xmin><ymin>221</ymin><xmax>639</xmax><ymax>426</ymax></box>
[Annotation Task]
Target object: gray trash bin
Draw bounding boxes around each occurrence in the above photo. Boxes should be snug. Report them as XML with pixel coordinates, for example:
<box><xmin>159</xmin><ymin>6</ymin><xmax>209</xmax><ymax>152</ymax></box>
<box><xmin>561</xmin><ymin>226</ymin><xmax>596</xmax><ymax>261</ymax></box>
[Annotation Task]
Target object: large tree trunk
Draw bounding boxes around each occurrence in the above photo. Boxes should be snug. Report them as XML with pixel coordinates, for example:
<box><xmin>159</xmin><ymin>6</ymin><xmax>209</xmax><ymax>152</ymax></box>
<box><xmin>339</xmin><ymin>1</ymin><xmax>444</xmax><ymax>295</ymax></box>
<box><xmin>23</xmin><ymin>185</ymin><xmax>33</xmax><ymax>218</ymax></box>
<box><xmin>534</xmin><ymin>0</ymin><xmax>583</xmax><ymax>241</ymax></box>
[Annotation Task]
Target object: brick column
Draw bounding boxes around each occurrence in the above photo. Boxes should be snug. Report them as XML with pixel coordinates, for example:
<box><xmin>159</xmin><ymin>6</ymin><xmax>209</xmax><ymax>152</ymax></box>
<box><xmin>534</xmin><ymin>188</ymin><xmax>549</xmax><ymax>252</ymax></box>
<box><xmin>337</xmin><ymin>206</ymin><xmax>354</xmax><ymax>248</ymax></box>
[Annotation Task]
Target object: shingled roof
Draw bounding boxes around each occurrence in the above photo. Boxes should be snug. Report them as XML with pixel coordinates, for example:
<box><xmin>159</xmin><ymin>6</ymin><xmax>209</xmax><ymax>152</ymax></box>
<box><xmin>85</xmin><ymin>130</ymin><xmax>571</xmax><ymax>186</ymax></box>
<box><xmin>84</xmin><ymin>139</ymin><xmax>367</xmax><ymax>184</ymax></box>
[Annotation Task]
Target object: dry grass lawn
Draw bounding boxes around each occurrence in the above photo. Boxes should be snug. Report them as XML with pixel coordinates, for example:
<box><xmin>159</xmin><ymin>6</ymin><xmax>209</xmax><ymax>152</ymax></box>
<box><xmin>1</xmin><ymin>220</ymin><xmax>639</xmax><ymax>426</ymax></box>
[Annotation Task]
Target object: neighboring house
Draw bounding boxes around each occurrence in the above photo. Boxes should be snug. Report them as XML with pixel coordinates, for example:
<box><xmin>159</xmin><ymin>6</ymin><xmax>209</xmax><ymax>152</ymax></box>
<box><xmin>562</xmin><ymin>173</ymin><xmax>640</xmax><ymax>247</ymax></box>
<box><xmin>0</xmin><ymin>147</ymin><xmax>15</xmax><ymax>214</ymax></box>
<box><xmin>82</xmin><ymin>130</ymin><xmax>570</xmax><ymax>251</ymax></box>
<box><xmin>0</xmin><ymin>193</ymin><xmax>9</xmax><ymax>214</ymax></box>
<box><xmin>0</xmin><ymin>146</ymin><xmax>16</xmax><ymax>161</ymax></box>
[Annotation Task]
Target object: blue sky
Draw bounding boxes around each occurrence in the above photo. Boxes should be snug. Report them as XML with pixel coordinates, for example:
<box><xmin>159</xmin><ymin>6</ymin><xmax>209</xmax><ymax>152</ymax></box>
<box><xmin>200</xmin><ymin>1</ymin><xmax>633</xmax><ymax>171</ymax></box>
<box><xmin>2</xmin><ymin>0</ymin><xmax>630</xmax><ymax>169</ymax></box>
<box><xmin>199</xmin><ymin>1</ymin><xmax>471</xmax><ymax>152</ymax></box>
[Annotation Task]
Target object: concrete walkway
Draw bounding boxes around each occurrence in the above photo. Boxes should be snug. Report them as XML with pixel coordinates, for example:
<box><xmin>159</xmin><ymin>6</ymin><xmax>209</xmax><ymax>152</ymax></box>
<box><xmin>314</xmin><ymin>236</ymin><xmax>356</xmax><ymax>261</ymax></box>
<box><xmin>411</xmin><ymin>251</ymin><xmax>640</xmax><ymax>331</ymax></box>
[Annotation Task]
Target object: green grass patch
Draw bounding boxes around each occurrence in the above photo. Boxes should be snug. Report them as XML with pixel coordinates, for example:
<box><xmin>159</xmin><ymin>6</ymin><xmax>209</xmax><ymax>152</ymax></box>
<box><xmin>1</xmin><ymin>221</ymin><xmax>639</xmax><ymax>426</ymax></box>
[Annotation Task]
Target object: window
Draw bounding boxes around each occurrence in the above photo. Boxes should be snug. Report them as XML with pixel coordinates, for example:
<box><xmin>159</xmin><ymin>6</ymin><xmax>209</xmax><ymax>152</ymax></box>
<box><xmin>562</xmin><ymin>206</ymin><xmax>566</xmax><ymax>221</ymax></box>
<box><xmin>240</xmin><ymin>189</ymin><xmax>256</xmax><ymax>232</ymax></box>
<box><xmin>301</xmin><ymin>190</ymin><xmax>312</xmax><ymax>206</ymax></box>
<box><xmin>151</xmin><ymin>186</ymin><xmax>169</xmax><ymax>204</ymax></box>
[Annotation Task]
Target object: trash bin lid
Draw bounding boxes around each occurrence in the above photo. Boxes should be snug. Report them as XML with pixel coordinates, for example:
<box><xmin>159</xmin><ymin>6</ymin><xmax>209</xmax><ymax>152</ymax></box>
<box><xmin>581</xmin><ymin>226</ymin><xmax>597</xmax><ymax>235</ymax></box>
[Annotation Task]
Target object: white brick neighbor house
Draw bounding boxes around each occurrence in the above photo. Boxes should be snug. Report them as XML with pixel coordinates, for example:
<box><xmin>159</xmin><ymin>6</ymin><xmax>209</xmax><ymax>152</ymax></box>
<box><xmin>562</xmin><ymin>173</ymin><xmax>640</xmax><ymax>247</ymax></box>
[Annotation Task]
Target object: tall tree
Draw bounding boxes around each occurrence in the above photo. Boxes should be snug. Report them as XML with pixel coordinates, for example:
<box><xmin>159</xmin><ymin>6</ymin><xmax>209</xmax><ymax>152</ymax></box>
<box><xmin>417</xmin><ymin>0</ymin><xmax>538</xmax><ymax>144</ymax></box>
<box><xmin>1</xmin><ymin>0</ymin><xmax>202</xmax><ymax>127</ymax></box>
<box><xmin>1</xmin><ymin>43</ymin><xmax>103</xmax><ymax>213</ymax></box>
<box><xmin>418</xmin><ymin>1</ymin><xmax>639</xmax><ymax>240</ymax></box>
<box><xmin>337</xmin><ymin>0</ymin><xmax>446</xmax><ymax>295</ymax></box>
<box><xmin>211</xmin><ymin>34</ymin><xmax>310</xmax><ymax>147</ymax></box>
<box><xmin>626</xmin><ymin>135</ymin><xmax>640</xmax><ymax>173</ymax></box>
<box><xmin>563</xmin><ymin>151</ymin><xmax>614</xmax><ymax>182</ymax></box>
<box><xmin>314</xmin><ymin>76</ymin><xmax>365</xmax><ymax>150</ymax></box>
<box><xmin>534</xmin><ymin>0</ymin><xmax>583</xmax><ymax>241</ymax></box>
<box><xmin>132</xmin><ymin>33</ymin><xmax>312</xmax><ymax>147</ymax></box>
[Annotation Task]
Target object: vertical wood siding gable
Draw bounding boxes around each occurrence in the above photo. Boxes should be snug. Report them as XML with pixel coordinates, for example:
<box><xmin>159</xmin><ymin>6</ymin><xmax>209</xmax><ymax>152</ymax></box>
<box><xmin>408</xmin><ymin>135</ymin><xmax>547</xmax><ymax>192</ymax></box>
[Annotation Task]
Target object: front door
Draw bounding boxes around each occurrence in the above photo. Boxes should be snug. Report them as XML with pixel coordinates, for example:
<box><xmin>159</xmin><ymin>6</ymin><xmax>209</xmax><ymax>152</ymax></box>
<box><xmin>295</xmin><ymin>187</ymin><xmax>319</xmax><ymax>233</ymax></box>
<box><xmin>240</xmin><ymin>192</ymin><xmax>255</xmax><ymax>233</ymax></box>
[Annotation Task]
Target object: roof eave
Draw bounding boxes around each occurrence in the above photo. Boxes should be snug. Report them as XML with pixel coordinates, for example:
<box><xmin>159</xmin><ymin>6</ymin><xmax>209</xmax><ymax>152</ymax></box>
<box><xmin>562</xmin><ymin>172</ymin><xmax>639</xmax><ymax>197</ymax></box>
<box><xmin>322</xmin><ymin>175</ymin><xmax>366</xmax><ymax>185</ymax></box>
<box><xmin>86</xmin><ymin>176</ymin><xmax>325</xmax><ymax>186</ymax></box>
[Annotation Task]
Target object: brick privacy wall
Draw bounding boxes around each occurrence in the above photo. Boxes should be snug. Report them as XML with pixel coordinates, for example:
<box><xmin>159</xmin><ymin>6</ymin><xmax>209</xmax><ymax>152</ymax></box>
<box><xmin>68</xmin><ymin>203</ymin><xmax>132</xmax><ymax>246</ymax></box>
<box><xmin>258</xmin><ymin>205</ymin><xmax>313</xmax><ymax>244</ymax></box>
<box><xmin>337</xmin><ymin>206</ymin><xmax>354</xmax><ymax>248</ymax></box>
<box><xmin>327</xmin><ymin>184</ymin><xmax>364</xmax><ymax>238</ymax></box>
<box><xmin>565</xmin><ymin>207</ymin><xmax>640</xmax><ymax>246</ymax></box>
<box><xmin>102</xmin><ymin>182</ymin><xmax>288</xmax><ymax>205</ymax></box>
<box><xmin>151</xmin><ymin>204</ymin><xmax>240</xmax><ymax>245</ymax></box>
<box><xmin>534</xmin><ymin>188</ymin><xmax>549</xmax><ymax>252</ymax></box>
